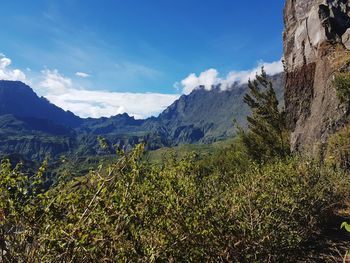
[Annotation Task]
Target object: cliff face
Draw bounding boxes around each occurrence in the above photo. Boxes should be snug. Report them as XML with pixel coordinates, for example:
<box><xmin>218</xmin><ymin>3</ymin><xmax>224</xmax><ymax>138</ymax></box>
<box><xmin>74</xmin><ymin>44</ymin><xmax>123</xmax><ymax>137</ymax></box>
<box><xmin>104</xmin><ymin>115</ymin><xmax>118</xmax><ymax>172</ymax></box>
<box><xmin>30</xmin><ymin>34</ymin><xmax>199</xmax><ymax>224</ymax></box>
<box><xmin>284</xmin><ymin>0</ymin><xmax>350</xmax><ymax>151</ymax></box>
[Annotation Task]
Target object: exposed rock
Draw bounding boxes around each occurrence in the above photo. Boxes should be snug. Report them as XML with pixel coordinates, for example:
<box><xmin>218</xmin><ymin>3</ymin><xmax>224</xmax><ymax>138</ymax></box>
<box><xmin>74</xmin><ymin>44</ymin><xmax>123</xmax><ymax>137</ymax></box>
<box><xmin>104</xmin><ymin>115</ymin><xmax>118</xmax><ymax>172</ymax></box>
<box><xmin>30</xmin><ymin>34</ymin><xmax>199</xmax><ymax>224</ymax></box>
<box><xmin>319</xmin><ymin>1</ymin><xmax>350</xmax><ymax>41</ymax></box>
<box><xmin>284</xmin><ymin>0</ymin><xmax>350</xmax><ymax>152</ymax></box>
<box><xmin>342</xmin><ymin>28</ymin><xmax>350</xmax><ymax>49</ymax></box>
<box><xmin>285</xmin><ymin>63</ymin><xmax>316</xmax><ymax>131</ymax></box>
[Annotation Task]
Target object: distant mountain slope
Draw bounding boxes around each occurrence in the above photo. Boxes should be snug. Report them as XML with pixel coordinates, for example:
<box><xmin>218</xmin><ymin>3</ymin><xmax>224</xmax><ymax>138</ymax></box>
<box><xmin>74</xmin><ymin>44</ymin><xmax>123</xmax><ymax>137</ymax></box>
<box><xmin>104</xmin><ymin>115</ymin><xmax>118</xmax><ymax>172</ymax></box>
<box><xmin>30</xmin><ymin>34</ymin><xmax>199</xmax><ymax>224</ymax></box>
<box><xmin>157</xmin><ymin>73</ymin><xmax>284</xmax><ymax>144</ymax></box>
<box><xmin>78</xmin><ymin>113</ymin><xmax>146</xmax><ymax>135</ymax></box>
<box><xmin>0</xmin><ymin>114</ymin><xmax>77</xmax><ymax>162</ymax></box>
<box><xmin>0</xmin><ymin>80</ymin><xmax>82</xmax><ymax>127</ymax></box>
<box><xmin>0</xmin><ymin>73</ymin><xmax>284</xmax><ymax>161</ymax></box>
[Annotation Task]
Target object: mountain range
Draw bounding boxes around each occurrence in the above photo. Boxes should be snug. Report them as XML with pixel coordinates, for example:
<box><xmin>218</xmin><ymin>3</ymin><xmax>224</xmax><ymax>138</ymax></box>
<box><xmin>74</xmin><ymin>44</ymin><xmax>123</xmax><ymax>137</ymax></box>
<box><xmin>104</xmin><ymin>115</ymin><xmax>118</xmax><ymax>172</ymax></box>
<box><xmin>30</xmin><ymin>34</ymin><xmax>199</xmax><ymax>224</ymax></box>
<box><xmin>0</xmin><ymin>74</ymin><xmax>284</xmax><ymax>162</ymax></box>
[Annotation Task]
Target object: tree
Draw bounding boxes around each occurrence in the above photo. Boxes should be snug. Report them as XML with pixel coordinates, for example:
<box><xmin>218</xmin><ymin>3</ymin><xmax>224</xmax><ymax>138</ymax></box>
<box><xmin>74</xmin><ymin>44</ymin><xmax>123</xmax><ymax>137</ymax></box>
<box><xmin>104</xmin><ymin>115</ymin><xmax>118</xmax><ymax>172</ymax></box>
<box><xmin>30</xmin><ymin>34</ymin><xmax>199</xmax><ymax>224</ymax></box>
<box><xmin>238</xmin><ymin>68</ymin><xmax>290</xmax><ymax>162</ymax></box>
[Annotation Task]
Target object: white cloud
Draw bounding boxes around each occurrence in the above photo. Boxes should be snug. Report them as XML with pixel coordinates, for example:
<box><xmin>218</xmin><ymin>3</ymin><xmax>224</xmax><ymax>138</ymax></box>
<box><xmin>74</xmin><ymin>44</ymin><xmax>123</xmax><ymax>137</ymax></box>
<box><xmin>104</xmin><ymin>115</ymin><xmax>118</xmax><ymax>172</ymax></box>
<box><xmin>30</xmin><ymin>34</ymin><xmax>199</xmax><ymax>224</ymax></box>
<box><xmin>38</xmin><ymin>69</ymin><xmax>179</xmax><ymax>119</ymax></box>
<box><xmin>181</xmin><ymin>69</ymin><xmax>220</xmax><ymax>95</ymax></box>
<box><xmin>46</xmin><ymin>90</ymin><xmax>180</xmax><ymax>119</ymax></box>
<box><xmin>75</xmin><ymin>71</ymin><xmax>90</xmax><ymax>78</ymax></box>
<box><xmin>0</xmin><ymin>53</ymin><xmax>283</xmax><ymax>119</ymax></box>
<box><xmin>180</xmin><ymin>60</ymin><xmax>283</xmax><ymax>95</ymax></box>
<box><xmin>0</xmin><ymin>54</ymin><xmax>26</xmax><ymax>82</ymax></box>
<box><xmin>0</xmin><ymin>57</ymin><xmax>11</xmax><ymax>69</ymax></box>
<box><xmin>39</xmin><ymin>69</ymin><xmax>73</xmax><ymax>94</ymax></box>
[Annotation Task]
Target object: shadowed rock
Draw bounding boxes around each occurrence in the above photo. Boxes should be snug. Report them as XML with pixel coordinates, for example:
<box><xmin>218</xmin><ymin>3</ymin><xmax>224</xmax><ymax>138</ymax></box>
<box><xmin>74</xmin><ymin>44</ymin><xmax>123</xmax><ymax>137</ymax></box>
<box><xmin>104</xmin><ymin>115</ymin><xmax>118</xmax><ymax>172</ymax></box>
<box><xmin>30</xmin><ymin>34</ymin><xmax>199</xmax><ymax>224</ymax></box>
<box><xmin>284</xmin><ymin>0</ymin><xmax>350</xmax><ymax>152</ymax></box>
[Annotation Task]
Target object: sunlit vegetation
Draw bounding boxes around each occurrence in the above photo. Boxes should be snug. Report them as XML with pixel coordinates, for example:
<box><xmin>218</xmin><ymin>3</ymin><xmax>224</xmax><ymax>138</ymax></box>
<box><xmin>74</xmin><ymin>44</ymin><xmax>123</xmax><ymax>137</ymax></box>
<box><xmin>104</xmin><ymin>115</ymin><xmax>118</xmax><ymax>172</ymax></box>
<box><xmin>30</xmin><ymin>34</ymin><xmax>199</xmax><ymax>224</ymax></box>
<box><xmin>2</xmin><ymin>143</ymin><xmax>349</xmax><ymax>262</ymax></box>
<box><xmin>0</xmin><ymin>70</ymin><xmax>349</xmax><ymax>262</ymax></box>
<box><xmin>325</xmin><ymin>124</ymin><xmax>350</xmax><ymax>170</ymax></box>
<box><xmin>334</xmin><ymin>72</ymin><xmax>350</xmax><ymax>105</ymax></box>
<box><xmin>238</xmin><ymin>68</ymin><xmax>290</xmax><ymax>163</ymax></box>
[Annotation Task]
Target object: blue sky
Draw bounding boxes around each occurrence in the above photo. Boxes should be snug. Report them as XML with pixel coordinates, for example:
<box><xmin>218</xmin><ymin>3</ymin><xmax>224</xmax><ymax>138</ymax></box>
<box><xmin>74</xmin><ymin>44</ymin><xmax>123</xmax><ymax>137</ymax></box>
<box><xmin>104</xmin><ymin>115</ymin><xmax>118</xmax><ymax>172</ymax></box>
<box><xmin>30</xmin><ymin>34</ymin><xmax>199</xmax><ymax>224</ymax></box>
<box><xmin>0</xmin><ymin>0</ymin><xmax>285</xmax><ymax>118</ymax></box>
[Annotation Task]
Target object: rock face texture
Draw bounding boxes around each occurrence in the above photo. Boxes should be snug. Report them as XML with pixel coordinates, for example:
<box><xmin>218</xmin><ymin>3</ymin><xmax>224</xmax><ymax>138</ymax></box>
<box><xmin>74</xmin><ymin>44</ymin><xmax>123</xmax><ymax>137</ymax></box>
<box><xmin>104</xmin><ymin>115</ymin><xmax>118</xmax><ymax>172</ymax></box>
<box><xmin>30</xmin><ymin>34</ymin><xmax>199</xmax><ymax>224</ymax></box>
<box><xmin>284</xmin><ymin>0</ymin><xmax>350</xmax><ymax>152</ymax></box>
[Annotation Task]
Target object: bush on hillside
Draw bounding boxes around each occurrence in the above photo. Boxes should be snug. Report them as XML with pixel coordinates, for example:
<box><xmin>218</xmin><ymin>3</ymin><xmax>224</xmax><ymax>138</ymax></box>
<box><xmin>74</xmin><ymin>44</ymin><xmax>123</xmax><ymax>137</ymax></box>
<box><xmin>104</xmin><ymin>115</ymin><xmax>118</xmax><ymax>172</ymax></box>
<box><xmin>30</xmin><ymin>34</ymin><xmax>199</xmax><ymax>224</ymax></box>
<box><xmin>333</xmin><ymin>72</ymin><xmax>350</xmax><ymax>105</ymax></box>
<box><xmin>325</xmin><ymin>124</ymin><xmax>350</xmax><ymax>170</ymax></box>
<box><xmin>0</xmin><ymin>144</ymin><xmax>348</xmax><ymax>262</ymax></box>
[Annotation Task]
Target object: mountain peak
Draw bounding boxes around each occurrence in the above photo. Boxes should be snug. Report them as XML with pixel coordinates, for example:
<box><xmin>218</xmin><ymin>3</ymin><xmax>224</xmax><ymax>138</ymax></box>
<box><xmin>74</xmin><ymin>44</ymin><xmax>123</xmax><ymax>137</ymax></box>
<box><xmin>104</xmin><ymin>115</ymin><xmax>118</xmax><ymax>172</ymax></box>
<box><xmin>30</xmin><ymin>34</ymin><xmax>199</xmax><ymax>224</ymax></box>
<box><xmin>0</xmin><ymin>80</ymin><xmax>82</xmax><ymax>127</ymax></box>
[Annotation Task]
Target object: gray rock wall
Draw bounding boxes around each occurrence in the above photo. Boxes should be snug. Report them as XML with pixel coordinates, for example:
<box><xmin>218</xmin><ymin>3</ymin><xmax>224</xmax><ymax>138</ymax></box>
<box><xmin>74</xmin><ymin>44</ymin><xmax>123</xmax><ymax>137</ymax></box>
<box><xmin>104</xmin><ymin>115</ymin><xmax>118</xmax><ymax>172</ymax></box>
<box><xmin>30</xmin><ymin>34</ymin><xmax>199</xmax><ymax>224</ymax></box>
<box><xmin>284</xmin><ymin>0</ymin><xmax>350</xmax><ymax>152</ymax></box>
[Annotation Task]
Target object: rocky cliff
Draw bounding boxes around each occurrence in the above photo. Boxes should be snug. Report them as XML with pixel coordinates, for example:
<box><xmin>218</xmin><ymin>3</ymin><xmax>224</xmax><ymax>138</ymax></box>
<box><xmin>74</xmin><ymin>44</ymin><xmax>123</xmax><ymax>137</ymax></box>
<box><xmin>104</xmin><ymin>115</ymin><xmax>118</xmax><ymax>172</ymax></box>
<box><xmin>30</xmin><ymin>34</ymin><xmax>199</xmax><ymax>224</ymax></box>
<box><xmin>284</xmin><ymin>0</ymin><xmax>350</xmax><ymax>151</ymax></box>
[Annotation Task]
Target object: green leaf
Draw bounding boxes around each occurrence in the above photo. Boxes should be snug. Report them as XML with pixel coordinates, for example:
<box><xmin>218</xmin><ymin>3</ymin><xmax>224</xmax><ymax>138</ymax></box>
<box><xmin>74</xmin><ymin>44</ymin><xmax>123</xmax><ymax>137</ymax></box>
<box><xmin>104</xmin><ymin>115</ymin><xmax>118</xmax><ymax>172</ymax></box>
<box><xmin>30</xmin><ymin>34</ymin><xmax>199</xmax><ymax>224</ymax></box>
<box><xmin>341</xmin><ymin>222</ymin><xmax>350</xmax><ymax>233</ymax></box>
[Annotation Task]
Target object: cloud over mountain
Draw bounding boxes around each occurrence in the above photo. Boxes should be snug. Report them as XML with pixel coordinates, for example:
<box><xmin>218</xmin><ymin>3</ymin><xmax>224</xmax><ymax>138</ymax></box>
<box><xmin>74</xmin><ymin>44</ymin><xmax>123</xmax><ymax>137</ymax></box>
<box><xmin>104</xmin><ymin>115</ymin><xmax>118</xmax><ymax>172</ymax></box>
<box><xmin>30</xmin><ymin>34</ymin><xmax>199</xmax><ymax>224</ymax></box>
<box><xmin>0</xmin><ymin>53</ymin><xmax>283</xmax><ymax>119</ymax></box>
<box><xmin>180</xmin><ymin>60</ymin><xmax>283</xmax><ymax>95</ymax></box>
<box><xmin>38</xmin><ymin>69</ymin><xmax>179</xmax><ymax>119</ymax></box>
<box><xmin>0</xmin><ymin>54</ymin><xmax>26</xmax><ymax>82</ymax></box>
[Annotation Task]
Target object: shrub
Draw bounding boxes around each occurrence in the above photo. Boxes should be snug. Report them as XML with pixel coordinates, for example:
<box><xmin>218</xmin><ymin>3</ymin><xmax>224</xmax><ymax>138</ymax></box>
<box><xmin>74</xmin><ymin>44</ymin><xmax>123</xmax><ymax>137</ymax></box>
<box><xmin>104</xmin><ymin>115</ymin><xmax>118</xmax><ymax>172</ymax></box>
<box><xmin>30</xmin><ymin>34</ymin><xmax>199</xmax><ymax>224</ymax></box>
<box><xmin>325</xmin><ymin>124</ymin><xmax>350</xmax><ymax>170</ymax></box>
<box><xmin>0</xmin><ymin>145</ymin><xmax>347</xmax><ymax>262</ymax></box>
<box><xmin>333</xmin><ymin>72</ymin><xmax>350</xmax><ymax>105</ymax></box>
<box><xmin>224</xmin><ymin>158</ymin><xmax>347</xmax><ymax>261</ymax></box>
<box><xmin>0</xmin><ymin>159</ymin><xmax>47</xmax><ymax>262</ymax></box>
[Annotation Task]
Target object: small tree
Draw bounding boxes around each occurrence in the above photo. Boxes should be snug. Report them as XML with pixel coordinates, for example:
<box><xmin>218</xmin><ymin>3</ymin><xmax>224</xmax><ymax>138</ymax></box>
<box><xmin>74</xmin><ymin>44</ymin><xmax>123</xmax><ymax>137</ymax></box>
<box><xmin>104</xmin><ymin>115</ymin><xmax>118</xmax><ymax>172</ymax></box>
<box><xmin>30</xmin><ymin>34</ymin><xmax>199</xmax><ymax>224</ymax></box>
<box><xmin>239</xmin><ymin>68</ymin><xmax>290</xmax><ymax>162</ymax></box>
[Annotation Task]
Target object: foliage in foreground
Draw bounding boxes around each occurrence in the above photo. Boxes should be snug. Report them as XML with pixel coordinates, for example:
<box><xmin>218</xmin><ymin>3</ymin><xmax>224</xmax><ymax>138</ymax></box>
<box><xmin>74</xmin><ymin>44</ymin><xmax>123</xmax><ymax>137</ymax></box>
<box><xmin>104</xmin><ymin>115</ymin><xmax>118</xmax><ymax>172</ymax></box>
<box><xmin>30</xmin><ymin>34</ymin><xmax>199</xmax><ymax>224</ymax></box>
<box><xmin>0</xmin><ymin>143</ymin><xmax>349</xmax><ymax>262</ymax></box>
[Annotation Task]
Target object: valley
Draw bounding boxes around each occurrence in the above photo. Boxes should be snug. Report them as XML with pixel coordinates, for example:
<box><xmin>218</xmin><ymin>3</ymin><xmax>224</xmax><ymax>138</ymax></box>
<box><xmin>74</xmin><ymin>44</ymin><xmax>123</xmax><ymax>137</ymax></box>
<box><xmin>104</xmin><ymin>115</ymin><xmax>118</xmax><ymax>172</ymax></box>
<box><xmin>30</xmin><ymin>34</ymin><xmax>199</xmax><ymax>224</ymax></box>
<box><xmin>0</xmin><ymin>74</ymin><xmax>284</xmax><ymax>163</ymax></box>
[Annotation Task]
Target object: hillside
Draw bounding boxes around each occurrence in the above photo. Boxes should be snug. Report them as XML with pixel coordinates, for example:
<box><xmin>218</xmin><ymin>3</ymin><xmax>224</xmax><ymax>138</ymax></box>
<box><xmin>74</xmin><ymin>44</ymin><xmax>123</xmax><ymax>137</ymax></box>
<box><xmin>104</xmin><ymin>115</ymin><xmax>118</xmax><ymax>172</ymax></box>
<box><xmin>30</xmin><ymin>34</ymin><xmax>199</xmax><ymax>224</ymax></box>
<box><xmin>157</xmin><ymin>73</ymin><xmax>284</xmax><ymax>144</ymax></box>
<box><xmin>0</xmin><ymin>80</ymin><xmax>82</xmax><ymax>127</ymax></box>
<box><xmin>0</xmin><ymin>74</ymin><xmax>284</xmax><ymax>161</ymax></box>
<box><xmin>1</xmin><ymin>1</ymin><xmax>350</xmax><ymax>262</ymax></box>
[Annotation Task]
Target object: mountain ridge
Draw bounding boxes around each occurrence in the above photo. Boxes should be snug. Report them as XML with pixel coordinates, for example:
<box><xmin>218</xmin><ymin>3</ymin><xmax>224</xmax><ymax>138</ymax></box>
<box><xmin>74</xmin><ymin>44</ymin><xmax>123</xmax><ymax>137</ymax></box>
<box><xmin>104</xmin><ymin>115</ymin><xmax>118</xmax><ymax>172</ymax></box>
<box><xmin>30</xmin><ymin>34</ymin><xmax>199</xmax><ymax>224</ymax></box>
<box><xmin>0</xmin><ymin>80</ymin><xmax>82</xmax><ymax>127</ymax></box>
<box><xmin>0</xmin><ymin>73</ymin><xmax>284</xmax><ymax>161</ymax></box>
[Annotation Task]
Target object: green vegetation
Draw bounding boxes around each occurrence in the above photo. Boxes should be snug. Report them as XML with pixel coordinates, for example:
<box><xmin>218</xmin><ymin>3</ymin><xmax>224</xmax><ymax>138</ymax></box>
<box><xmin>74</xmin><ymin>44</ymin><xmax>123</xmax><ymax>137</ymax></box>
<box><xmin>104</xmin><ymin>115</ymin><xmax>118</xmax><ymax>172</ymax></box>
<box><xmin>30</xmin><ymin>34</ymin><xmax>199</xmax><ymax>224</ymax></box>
<box><xmin>1</xmin><ymin>144</ymin><xmax>349</xmax><ymax>262</ymax></box>
<box><xmin>0</xmin><ymin>70</ymin><xmax>349</xmax><ymax>262</ymax></box>
<box><xmin>239</xmin><ymin>68</ymin><xmax>290</xmax><ymax>162</ymax></box>
<box><xmin>334</xmin><ymin>72</ymin><xmax>350</xmax><ymax>105</ymax></box>
<box><xmin>145</xmin><ymin>139</ymin><xmax>234</xmax><ymax>163</ymax></box>
<box><xmin>325</xmin><ymin>124</ymin><xmax>350</xmax><ymax>170</ymax></box>
<box><xmin>341</xmin><ymin>222</ymin><xmax>350</xmax><ymax>261</ymax></box>
<box><xmin>341</xmin><ymin>222</ymin><xmax>350</xmax><ymax>233</ymax></box>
